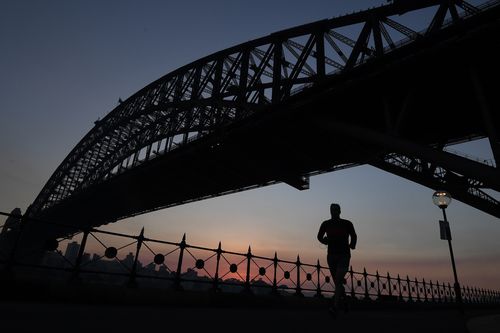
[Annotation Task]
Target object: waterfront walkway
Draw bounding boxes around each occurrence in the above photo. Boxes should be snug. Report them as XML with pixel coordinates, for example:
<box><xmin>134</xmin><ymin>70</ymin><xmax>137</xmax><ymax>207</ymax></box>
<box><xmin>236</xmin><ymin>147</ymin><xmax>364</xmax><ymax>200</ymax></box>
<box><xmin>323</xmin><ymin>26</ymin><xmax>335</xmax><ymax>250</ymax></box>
<box><xmin>1</xmin><ymin>300</ymin><xmax>498</xmax><ymax>332</ymax></box>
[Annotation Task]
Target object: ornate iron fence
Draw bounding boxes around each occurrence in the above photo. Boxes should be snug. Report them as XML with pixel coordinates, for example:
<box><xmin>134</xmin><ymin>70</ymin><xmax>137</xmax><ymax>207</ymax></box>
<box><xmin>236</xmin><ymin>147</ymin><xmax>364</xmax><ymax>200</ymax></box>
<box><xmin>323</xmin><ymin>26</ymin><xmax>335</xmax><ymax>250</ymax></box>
<box><xmin>0</xmin><ymin>210</ymin><xmax>499</xmax><ymax>304</ymax></box>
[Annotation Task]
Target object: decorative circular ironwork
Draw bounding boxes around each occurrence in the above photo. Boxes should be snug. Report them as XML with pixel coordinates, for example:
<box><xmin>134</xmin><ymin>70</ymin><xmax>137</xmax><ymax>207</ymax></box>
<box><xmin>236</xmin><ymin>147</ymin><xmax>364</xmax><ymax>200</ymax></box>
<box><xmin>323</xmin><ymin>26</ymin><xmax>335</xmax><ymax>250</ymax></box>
<box><xmin>284</xmin><ymin>271</ymin><xmax>290</xmax><ymax>279</ymax></box>
<box><xmin>104</xmin><ymin>247</ymin><xmax>117</xmax><ymax>258</ymax></box>
<box><xmin>325</xmin><ymin>276</ymin><xmax>330</xmax><ymax>283</ymax></box>
<box><xmin>154</xmin><ymin>254</ymin><xmax>165</xmax><ymax>265</ymax></box>
<box><xmin>357</xmin><ymin>280</ymin><xmax>362</xmax><ymax>287</ymax></box>
<box><xmin>259</xmin><ymin>267</ymin><xmax>266</xmax><ymax>276</ymax></box>
<box><xmin>230</xmin><ymin>263</ymin><xmax>238</xmax><ymax>273</ymax></box>
<box><xmin>306</xmin><ymin>273</ymin><xmax>312</xmax><ymax>281</ymax></box>
<box><xmin>45</xmin><ymin>239</ymin><xmax>59</xmax><ymax>251</ymax></box>
<box><xmin>195</xmin><ymin>259</ymin><xmax>205</xmax><ymax>270</ymax></box>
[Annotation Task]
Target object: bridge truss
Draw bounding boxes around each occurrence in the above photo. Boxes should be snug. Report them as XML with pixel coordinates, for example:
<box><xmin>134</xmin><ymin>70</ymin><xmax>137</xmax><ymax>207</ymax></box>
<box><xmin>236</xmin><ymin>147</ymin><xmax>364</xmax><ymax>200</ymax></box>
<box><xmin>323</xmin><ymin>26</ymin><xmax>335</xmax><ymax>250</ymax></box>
<box><xmin>30</xmin><ymin>0</ymin><xmax>500</xmax><ymax>222</ymax></box>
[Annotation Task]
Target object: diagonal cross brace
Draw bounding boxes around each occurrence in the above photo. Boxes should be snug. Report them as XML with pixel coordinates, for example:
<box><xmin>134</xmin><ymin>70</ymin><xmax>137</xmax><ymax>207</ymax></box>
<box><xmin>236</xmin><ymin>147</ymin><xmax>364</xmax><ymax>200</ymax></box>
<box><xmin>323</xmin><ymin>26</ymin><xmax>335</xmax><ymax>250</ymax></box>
<box><xmin>371</xmin><ymin>152</ymin><xmax>499</xmax><ymax>218</ymax></box>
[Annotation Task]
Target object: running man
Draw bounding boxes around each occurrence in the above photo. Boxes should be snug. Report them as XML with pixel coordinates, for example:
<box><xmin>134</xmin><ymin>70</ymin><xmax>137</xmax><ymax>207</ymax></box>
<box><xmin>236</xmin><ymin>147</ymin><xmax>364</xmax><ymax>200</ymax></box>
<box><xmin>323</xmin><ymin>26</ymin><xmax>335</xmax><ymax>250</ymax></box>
<box><xmin>317</xmin><ymin>203</ymin><xmax>357</xmax><ymax>313</ymax></box>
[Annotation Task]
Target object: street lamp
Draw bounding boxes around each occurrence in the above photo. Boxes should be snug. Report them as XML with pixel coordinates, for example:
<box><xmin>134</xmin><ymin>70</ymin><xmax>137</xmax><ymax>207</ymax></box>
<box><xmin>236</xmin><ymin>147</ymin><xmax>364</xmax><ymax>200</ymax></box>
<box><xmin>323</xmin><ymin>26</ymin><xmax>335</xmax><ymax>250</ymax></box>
<box><xmin>432</xmin><ymin>190</ymin><xmax>462</xmax><ymax>304</ymax></box>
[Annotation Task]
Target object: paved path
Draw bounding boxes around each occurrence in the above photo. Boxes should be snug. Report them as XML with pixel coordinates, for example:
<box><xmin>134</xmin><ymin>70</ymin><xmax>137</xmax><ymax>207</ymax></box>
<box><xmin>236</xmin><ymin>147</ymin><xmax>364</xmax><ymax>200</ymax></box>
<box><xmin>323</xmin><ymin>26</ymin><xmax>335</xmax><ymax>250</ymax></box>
<box><xmin>2</xmin><ymin>301</ymin><xmax>495</xmax><ymax>333</ymax></box>
<box><xmin>468</xmin><ymin>314</ymin><xmax>500</xmax><ymax>333</ymax></box>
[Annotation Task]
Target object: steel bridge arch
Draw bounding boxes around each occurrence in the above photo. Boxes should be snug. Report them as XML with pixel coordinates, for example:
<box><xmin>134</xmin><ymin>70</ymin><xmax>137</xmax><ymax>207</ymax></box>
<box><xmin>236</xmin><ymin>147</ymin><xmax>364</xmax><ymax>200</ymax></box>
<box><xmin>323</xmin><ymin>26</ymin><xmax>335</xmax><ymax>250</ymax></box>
<box><xmin>30</xmin><ymin>0</ymin><xmax>500</xmax><ymax>221</ymax></box>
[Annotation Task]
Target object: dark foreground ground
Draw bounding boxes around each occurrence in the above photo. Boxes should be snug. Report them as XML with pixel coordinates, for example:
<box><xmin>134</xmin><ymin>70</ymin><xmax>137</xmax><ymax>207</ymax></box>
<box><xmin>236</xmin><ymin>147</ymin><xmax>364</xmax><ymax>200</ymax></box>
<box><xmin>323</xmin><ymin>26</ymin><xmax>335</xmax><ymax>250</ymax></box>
<box><xmin>0</xmin><ymin>281</ymin><xmax>498</xmax><ymax>333</ymax></box>
<box><xmin>1</xmin><ymin>300</ymin><xmax>499</xmax><ymax>333</ymax></box>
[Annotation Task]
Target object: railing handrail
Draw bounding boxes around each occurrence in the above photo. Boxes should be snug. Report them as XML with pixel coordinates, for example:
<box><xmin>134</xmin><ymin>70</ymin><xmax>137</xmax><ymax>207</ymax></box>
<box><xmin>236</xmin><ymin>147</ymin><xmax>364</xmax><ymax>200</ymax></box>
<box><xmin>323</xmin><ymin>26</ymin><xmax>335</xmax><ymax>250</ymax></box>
<box><xmin>1</xmin><ymin>209</ymin><xmax>499</xmax><ymax>304</ymax></box>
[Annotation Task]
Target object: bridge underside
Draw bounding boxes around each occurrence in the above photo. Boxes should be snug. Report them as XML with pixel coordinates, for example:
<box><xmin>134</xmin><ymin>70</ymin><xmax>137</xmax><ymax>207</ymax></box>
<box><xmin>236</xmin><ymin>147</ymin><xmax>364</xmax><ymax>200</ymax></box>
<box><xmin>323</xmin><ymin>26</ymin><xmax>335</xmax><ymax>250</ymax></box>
<box><xmin>34</xmin><ymin>11</ymin><xmax>500</xmax><ymax>236</ymax></box>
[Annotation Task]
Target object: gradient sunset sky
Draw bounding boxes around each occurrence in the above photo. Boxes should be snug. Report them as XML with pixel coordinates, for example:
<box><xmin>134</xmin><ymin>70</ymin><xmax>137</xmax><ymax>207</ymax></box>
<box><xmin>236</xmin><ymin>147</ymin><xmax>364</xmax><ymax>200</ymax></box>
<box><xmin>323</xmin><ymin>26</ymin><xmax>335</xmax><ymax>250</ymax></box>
<box><xmin>1</xmin><ymin>0</ymin><xmax>499</xmax><ymax>289</ymax></box>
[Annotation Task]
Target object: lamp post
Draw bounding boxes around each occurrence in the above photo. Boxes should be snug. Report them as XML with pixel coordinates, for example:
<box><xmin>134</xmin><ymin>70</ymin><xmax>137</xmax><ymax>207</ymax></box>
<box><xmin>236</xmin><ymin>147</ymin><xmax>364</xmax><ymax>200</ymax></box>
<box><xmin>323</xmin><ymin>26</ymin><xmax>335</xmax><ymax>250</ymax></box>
<box><xmin>432</xmin><ymin>190</ymin><xmax>462</xmax><ymax>304</ymax></box>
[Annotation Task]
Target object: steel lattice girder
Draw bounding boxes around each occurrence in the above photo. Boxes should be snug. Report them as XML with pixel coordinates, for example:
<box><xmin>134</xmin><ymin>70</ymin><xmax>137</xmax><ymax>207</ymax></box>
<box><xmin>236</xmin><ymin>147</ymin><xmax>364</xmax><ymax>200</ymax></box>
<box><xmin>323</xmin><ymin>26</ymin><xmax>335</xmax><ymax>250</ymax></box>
<box><xmin>30</xmin><ymin>0</ymin><xmax>500</xmax><ymax>220</ymax></box>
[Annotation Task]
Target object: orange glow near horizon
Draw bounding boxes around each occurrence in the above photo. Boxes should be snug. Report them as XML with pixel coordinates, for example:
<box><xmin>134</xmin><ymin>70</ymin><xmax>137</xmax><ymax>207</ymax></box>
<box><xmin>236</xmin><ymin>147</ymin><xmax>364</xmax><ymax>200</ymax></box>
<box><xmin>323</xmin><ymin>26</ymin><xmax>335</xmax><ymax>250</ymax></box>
<box><xmin>52</xmin><ymin>230</ymin><xmax>500</xmax><ymax>291</ymax></box>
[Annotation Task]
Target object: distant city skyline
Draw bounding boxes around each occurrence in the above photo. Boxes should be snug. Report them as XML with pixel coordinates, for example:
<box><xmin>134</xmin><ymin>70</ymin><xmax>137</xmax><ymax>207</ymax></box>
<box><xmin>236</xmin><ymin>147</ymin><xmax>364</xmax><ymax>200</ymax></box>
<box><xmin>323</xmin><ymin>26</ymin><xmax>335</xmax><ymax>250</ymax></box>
<box><xmin>1</xmin><ymin>0</ymin><xmax>499</xmax><ymax>291</ymax></box>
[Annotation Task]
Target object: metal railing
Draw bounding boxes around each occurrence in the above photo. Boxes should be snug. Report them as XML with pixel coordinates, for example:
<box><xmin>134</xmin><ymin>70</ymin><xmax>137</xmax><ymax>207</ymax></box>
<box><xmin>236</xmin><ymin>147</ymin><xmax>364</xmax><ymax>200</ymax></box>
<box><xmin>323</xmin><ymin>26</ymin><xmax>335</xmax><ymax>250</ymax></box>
<box><xmin>0</xmin><ymin>210</ymin><xmax>499</xmax><ymax>304</ymax></box>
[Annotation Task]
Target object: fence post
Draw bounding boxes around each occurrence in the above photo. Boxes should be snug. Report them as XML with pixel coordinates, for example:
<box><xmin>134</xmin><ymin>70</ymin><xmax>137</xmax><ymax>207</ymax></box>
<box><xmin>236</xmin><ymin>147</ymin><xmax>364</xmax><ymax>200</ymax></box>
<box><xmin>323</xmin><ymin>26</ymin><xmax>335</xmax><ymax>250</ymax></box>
<box><xmin>387</xmin><ymin>272</ymin><xmax>392</xmax><ymax>298</ymax></box>
<box><xmin>415</xmin><ymin>277</ymin><xmax>421</xmax><ymax>302</ymax></box>
<box><xmin>69</xmin><ymin>228</ymin><xmax>90</xmax><ymax>283</ymax></box>
<box><xmin>128</xmin><ymin>227</ymin><xmax>144</xmax><ymax>288</ymax></box>
<box><xmin>244</xmin><ymin>246</ymin><xmax>252</xmax><ymax>294</ymax></box>
<box><xmin>272</xmin><ymin>252</ymin><xmax>278</xmax><ymax>295</ymax></box>
<box><xmin>436</xmin><ymin>280</ymin><xmax>442</xmax><ymax>302</ymax></box>
<box><xmin>213</xmin><ymin>242</ymin><xmax>222</xmax><ymax>292</ymax></box>
<box><xmin>422</xmin><ymin>279</ymin><xmax>428</xmax><ymax>302</ymax></box>
<box><xmin>447</xmin><ymin>282</ymin><xmax>453</xmax><ymax>303</ymax></box>
<box><xmin>429</xmin><ymin>280</ymin><xmax>435</xmax><ymax>302</ymax></box>
<box><xmin>350</xmin><ymin>266</ymin><xmax>355</xmax><ymax>298</ymax></box>
<box><xmin>451</xmin><ymin>282</ymin><xmax>456</xmax><ymax>303</ymax></box>
<box><xmin>315</xmin><ymin>259</ymin><xmax>322</xmax><ymax>298</ymax></box>
<box><xmin>397</xmin><ymin>274</ymin><xmax>403</xmax><ymax>301</ymax></box>
<box><xmin>174</xmin><ymin>233</ymin><xmax>186</xmax><ymax>291</ymax></box>
<box><xmin>406</xmin><ymin>275</ymin><xmax>412</xmax><ymax>302</ymax></box>
<box><xmin>376</xmin><ymin>270</ymin><xmax>381</xmax><ymax>300</ymax></box>
<box><xmin>363</xmin><ymin>267</ymin><xmax>370</xmax><ymax>300</ymax></box>
<box><xmin>295</xmin><ymin>255</ymin><xmax>303</xmax><ymax>297</ymax></box>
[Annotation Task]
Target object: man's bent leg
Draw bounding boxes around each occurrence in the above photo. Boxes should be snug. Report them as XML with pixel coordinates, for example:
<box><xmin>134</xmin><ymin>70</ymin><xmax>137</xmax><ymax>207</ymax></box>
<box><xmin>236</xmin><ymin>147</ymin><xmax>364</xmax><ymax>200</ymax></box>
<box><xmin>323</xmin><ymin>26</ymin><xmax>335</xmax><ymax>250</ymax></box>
<box><xmin>334</xmin><ymin>255</ymin><xmax>350</xmax><ymax>308</ymax></box>
<box><xmin>327</xmin><ymin>254</ymin><xmax>339</xmax><ymax>309</ymax></box>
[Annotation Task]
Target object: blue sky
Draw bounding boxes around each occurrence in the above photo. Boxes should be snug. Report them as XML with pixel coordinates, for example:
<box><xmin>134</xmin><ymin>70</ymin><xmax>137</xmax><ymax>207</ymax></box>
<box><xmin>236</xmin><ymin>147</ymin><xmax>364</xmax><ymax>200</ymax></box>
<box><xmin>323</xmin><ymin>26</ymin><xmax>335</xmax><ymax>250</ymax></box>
<box><xmin>1</xmin><ymin>0</ymin><xmax>499</xmax><ymax>289</ymax></box>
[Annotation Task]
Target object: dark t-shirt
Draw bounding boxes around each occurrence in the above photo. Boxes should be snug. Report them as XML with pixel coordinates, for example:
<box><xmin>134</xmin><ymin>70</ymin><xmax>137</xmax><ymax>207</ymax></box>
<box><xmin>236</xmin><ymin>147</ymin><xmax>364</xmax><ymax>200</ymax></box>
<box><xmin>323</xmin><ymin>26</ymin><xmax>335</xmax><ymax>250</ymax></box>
<box><xmin>319</xmin><ymin>218</ymin><xmax>356</xmax><ymax>256</ymax></box>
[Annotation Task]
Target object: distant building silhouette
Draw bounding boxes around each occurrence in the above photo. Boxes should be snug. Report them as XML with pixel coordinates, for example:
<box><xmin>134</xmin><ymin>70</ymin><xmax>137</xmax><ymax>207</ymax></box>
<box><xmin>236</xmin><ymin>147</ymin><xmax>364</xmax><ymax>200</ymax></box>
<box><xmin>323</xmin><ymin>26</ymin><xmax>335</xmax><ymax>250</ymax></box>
<box><xmin>92</xmin><ymin>253</ymin><xmax>100</xmax><ymax>262</ymax></box>
<box><xmin>123</xmin><ymin>252</ymin><xmax>134</xmax><ymax>268</ymax></box>
<box><xmin>64</xmin><ymin>241</ymin><xmax>80</xmax><ymax>263</ymax></box>
<box><xmin>82</xmin><ymin>252</ymin><xmax>91</xmax><ymax>264</ymax></box>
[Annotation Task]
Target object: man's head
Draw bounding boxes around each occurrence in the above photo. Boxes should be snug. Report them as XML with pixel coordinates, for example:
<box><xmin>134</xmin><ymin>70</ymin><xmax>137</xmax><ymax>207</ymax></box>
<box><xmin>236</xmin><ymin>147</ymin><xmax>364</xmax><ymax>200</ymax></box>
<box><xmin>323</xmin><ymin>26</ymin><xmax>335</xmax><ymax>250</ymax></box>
<box><xmin>330</xmin><ymin>203</ymin><xmax>341</xmax><ymax>218</ymax></box>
